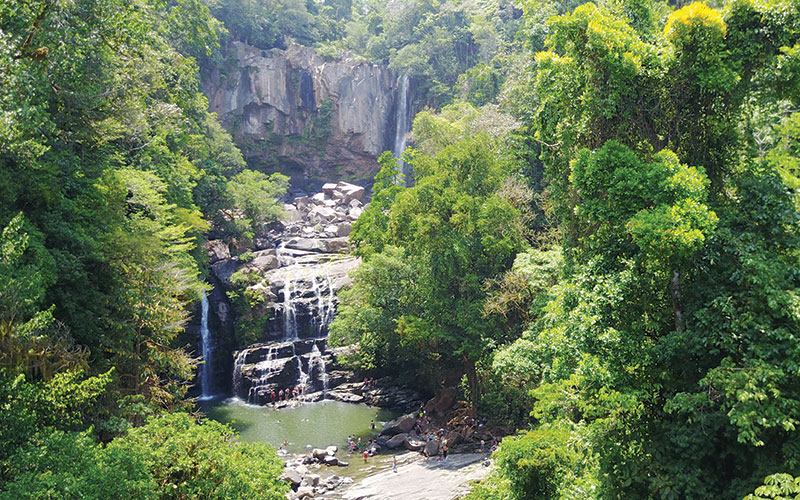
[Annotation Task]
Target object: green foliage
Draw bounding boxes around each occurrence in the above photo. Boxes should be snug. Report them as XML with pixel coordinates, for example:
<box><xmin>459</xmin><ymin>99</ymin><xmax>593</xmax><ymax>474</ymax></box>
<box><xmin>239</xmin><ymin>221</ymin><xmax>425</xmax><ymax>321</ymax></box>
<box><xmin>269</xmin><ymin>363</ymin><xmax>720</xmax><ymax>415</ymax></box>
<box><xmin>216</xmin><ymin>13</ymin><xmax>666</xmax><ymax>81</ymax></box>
<box><xmin>335</xmin><ymin>136</ymin><xmax>528</xmax><ymax>398</ymax></box>
<box><xmin>1</xmin><ymin>413</ymin><xmax>289</xmax><ymax>500</ymax></box>
<box><xmin>0</xmin><ymin>369</ymin><xmax>114</xmax><ymax>467</ymax></box>
<box><xmin>224</xmin><ymin>170</ymin><xmax>289</xmax><ymax>240</ymax></box>
<box><xmin>745</xmin><ymin>474</ymin><xmax>800</xmax><ymax>500</ymax></box>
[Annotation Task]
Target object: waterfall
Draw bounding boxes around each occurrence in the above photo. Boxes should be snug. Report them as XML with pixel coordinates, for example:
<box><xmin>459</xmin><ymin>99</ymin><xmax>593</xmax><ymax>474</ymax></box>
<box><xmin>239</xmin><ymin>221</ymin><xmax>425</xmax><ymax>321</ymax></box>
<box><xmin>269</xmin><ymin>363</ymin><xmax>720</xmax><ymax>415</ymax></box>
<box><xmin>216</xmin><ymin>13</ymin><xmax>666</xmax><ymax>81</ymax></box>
<box><xmin>199</xmin><ymin>291</ymin><xmax>214</xmax><ymax>399</ymax></box>
<box><xmin>311</xmin><ymin>276</ymin><xmax>324</xmax><ymax>336</ymax></box>
<box><xmin>247</xmin><ymin>346</ymin><xmax>279</xmax><ymax>403</ymax></box>
<box><xmin>392</xmin><ymin>73</ymin><xmax>411</xmax><ymax>184</ymax></box>
<box><xmin>311</xmin><ymin>271</ymin><xmax>336</xmax><ymax>335</ymax></box>
<box><xmin>282</xmin><ymin>275</ymin><xmax>297</xmax><ymax>341</ymax></box>
<box><xmin>310</xmin><ymin>344</ymin><xmax>329</xmax><ymax>396</ymax></box>
<box><xmin>232</xmin><ymin>349</ymin><xmax>247</xmax><ymax>398</ymax></box>
<box><xmin>325</xmin><ymin>272</ymin><xmax>335</xmax><ymax>328</ymax></box>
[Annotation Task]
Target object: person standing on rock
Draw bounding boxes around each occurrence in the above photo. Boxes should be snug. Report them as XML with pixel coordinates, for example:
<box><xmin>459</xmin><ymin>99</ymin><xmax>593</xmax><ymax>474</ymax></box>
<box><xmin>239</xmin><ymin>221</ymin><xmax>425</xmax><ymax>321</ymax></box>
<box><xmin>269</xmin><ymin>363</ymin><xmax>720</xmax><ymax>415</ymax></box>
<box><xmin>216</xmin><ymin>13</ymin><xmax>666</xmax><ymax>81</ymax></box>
<box><xmin>363</xmin><ymin>450</ymin><xmax>369</xmax><ymax>463</ymax></box>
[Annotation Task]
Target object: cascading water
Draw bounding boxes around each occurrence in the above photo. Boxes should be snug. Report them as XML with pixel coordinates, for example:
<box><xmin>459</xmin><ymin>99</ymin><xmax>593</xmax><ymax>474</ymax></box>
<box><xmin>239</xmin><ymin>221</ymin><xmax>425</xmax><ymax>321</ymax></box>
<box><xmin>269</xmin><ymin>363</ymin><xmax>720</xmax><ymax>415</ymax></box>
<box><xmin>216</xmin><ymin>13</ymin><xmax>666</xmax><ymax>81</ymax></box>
<box><xmin>392</xmin><ymin>73</ymin><xmax>411</xmax><ymax>184</ymax></box>
<box><xmin>232</xmin><ymin>349</ymin><xmax>247</xmax><ymax>398</ymax></box>
<box><xmin>309</xmin><ymin>344</ymin><xmax>329</xmax><ymax>396</ymax></box>
<box><xmin>199</xmin><ymin>291</ymin><xmax>214</xmax><ymax>399</ymax></box>
<box><xmin>248</xmin><ymin>346</ymin><xmax>280</xmax><ymax>403</ymax></box>
<box><xmin>282</xmin><ymin>275</ymin><xmax>298</xmax><ymax>341</ymax></box>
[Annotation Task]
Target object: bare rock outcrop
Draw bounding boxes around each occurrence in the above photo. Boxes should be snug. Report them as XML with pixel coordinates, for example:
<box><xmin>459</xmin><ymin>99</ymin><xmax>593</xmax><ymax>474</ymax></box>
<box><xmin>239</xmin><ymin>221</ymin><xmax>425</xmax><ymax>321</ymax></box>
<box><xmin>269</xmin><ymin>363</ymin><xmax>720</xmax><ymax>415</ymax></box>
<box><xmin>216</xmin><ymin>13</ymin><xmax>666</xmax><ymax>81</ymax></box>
<box><xmin>203</xmin><ymin>42</ymin><xmax>402</xmax><ymax>189</ymax></box>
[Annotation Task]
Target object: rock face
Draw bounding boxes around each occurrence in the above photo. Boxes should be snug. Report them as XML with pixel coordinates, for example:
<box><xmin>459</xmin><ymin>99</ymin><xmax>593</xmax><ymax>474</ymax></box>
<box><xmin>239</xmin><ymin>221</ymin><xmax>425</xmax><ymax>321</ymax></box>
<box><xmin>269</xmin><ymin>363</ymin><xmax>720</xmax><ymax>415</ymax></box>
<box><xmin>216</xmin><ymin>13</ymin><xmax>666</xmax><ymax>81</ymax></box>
<box><xmin>203</xmin><ymin>42</ymin><xmax>402</xmax><ymax>190</ymax></box>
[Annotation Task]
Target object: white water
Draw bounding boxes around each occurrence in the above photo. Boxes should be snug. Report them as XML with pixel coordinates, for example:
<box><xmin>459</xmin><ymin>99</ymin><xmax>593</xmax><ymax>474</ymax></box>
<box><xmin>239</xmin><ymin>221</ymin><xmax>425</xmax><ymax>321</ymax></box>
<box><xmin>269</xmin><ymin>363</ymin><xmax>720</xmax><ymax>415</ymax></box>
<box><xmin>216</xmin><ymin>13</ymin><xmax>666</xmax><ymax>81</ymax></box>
<box><xmin>310</xmin><ymin>344</ymin><xmax>329</xmax><ymax>396</ymax></box>
<box><xmin>199</xmin><ymin>291</ymin><xmax>214</xmax><ymax>399</ymax></box>
<box><xmin>283</xmin><ymin>275</ymin><xmax>298</xmax><ymax>341</ymax></box>
<box><xmin>248</xmin><ymin>346</ymin><xmax>280</xmax><ymax>403</ymax></box>
<box><xmin>392</xmin><ymin>73</ymin><xmax>411</xmax><ymax>184</ymax></box>
<box><xmin>232</xmin><ymin>349</ymin><xmax>247</xmax><ymax>397</ymax></box>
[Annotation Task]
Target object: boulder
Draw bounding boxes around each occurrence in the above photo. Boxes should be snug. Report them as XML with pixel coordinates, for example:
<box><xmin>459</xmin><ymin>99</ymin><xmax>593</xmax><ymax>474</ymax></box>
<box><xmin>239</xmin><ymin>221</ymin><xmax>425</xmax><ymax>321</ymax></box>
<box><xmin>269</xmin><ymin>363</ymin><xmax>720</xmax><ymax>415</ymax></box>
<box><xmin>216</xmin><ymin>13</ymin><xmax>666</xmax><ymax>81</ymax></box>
<box><xmin>326</xmin><ymin>445</ymin><xmax>338</xmax><ymax>456</ymax></box>
<box><xmin>336</xmin><ymin>460</ymin><xmax>349</xmax><ymax>467</ymax></box>
<box><xmin>303</xmin><ymin>474</ymin><xmax>320</xmax><ymax>487</ymax></box>
<box><xmin>294</xmin><ymin>486</ymin><xmax>314</xmax><ymax>499</ymax></box>
<box><xmin>206</xmin><ymin>240</ymin><xmax>230</xmax><ymax>263</ymax></box>
<box><xmin>336</xmin><ymin>182</ymin><xmax>365</xmax><ymax>202</ymax></box>
<box><xmin>246</xmin><ymin>249</ymin><xmax>280</xmax><ymax>271</ymax></box>
<box><xmin>385</xmin><ymin>432</ymin><xmax>409</xmax><ymax>449</ymax></box>
<box><xmin>376</xmin><ymin>435</ymin><xmax>389</xmax><ymax>447</ymax></box>
<box><xmin>323</xmin><ymin>237</ymin><xmax>350</xmax><ymax>253</ymax></box>
<box><xmin>311</xmin><ymin>448</ymin><xmax>328</xmax><ymax>461</ymax></box>
<box><xmin>348</xmin><ymin>206</ymin><xmax>363</xmax><ymax>220</ymax></box>
<box><xmin>425</xmin><ymin>387</ymin><xmax>458</xmax><ymax>417</ymax></box>
<box><xmin>322</xmin><ymin>183</ymin><xmax>338</xmax><ymax>196</ymax></box>
<box><xmin>312</xmin><ymin>192</ymin><xmax>327</xmax><ymax>205</ymax></box>
<box><xmin>252</xmin><ymin>235</ymin><xmax>274</xmax><ymax>250</ymax></box>
<box><xmin>445</xmin><ymin>430</ymin><xmax>464</xmax><ymax>447</ymax></box>
<box><xmin>424</xmin><ymin>440</ymin><xmax>439</xmax><ymax>457</ymax></box>
<box><xmin>405</xmin><ymin>438</ymin><xmax>426</xmax><ymax>451</ymax></box>
<box><xmin>349</xmin><ymin>198</ymin><xmax>363</xmax><ymax>209</ymax></box>
<box><xmin>380</xmin><ymin>414</ymin><xmax>416</xmax><ymax>436</ymax></box>
<box><xmin>285</xmin><ymin>238</ymin><xmax>327</xmax><ymax>253</ymax></box>
<box><xmin>211</xmin><ymin>258</ymin><xmax>238</xmax><ymax>288</ymax></box>
<box><xmin>336</xmin><ymin>222</ymin><xmax>352</xmax><ymax>237</ymax></box>
<box><xmin>322</xmin><ymin>455</ymin><xmax>339</xmax><ymax>466</ymax></box>
<box><xmin>294</xmin><ymin>196</ymin><xmax>310</xmax><ymax>210</ymax></box>
<box><xmin>280</xmin><ymin>468</ymin><xmax>303</xmax><ymax>486</ymax></box>
<box><xmin>312</xmin><ymin>206</ymin><xmax>336</xmax><ymax>221</ymax></box>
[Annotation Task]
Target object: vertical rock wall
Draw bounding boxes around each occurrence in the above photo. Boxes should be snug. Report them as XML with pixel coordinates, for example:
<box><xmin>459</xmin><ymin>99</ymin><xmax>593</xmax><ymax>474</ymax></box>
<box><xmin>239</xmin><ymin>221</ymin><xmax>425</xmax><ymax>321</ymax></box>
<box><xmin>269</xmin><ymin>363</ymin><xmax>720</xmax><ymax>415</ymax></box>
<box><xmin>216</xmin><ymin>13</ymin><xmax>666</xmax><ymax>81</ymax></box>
<box><xmin>203</xmin><ymin>42</ymin><xmax>399</xmax><ymax>191</ymax></box>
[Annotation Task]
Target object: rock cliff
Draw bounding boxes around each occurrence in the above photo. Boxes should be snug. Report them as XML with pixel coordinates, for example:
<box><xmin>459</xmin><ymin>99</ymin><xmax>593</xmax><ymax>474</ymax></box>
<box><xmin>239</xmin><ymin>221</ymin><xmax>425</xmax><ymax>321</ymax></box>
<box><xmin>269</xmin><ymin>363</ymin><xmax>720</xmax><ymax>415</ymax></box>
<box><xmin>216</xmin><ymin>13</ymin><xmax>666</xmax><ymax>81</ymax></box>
<box><xmin>203</xmin><ymin>42</ymin><xmax>399</xmax><ymax>190</ymax></box>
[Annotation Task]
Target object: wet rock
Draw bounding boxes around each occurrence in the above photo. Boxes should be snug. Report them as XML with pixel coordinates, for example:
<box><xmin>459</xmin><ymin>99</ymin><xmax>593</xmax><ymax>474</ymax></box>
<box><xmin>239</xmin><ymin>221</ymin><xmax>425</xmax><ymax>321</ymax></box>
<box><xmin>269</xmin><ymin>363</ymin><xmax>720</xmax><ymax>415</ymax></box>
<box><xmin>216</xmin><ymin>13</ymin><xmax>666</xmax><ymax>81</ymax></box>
<box><xmin>312</xmin><ymin>448</ymin><xmax>329</xmax><ymax>460</ymax></box>
<box><xmin>322</xmin><ymin>455</ymin><xmax>339</xmax><ymax>466</ymax></box>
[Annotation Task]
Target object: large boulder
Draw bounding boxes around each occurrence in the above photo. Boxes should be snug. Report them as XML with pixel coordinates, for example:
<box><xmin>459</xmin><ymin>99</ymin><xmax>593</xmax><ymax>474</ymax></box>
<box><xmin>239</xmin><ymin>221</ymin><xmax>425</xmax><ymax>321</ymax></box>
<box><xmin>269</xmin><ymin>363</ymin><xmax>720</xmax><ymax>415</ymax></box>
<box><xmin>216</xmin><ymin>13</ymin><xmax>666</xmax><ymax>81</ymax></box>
<box><xmin>211</xmin><ymin>258</ymin><xmax>238</xmax><ymax>287</ymax></box>
<box><xmin>206</xmin><ymin>240</ymin><xmax>231</xmax><ymax>263</ymax></box>
<box><xmin>405</xmin><ymin>438</ymin><xmax>426</xmax><ymax>451</ymax></box>
<box><xmin>336</xmin><ymin>182</ymin><xmax>365</xmax><ymax>202</ymax></box>
<box><xmin>322</xmin><ymin>183</ymin><xmax>338</xmax><ymax>197</ymax></box>
<box><xmin>424</xmin><ymin>440</ymin><xmax>439</xmax><ymax>457</ymax></box>
<box><xmin>280</xmin><ymin>468</ymin><xmax>303</xmax><ymax>486</ymax></box>
<box><xmin>246</xmin><ymin>249</ymin><xmax>280</xmax><ymax>271</ymax></box>
<box><xmin>380</xmin><ymin>414</ymin><xmax>416</xmax><ymax>436</ymax></box>
<box><xmin>294</xmin><ymin>486</ymin><xmax>315</xmax><ymax>499</ymax></box>
<box><xmin>385</xmin><ymin>433</ymin><xmax>409</xmax><ymax>449</ymax></box>
<box><xmin>424</xmin><ymin>387</ymin><xmax>458</xmax><ymax>417</ymax></box>
<box><xmin>311</xmin><ymin>448</ymin><xmax>329</xmax><ymax>461</ymax></box>
<box><xmin>322</xmin><ymin>455</ymin><xmax>339</xmax><ymax>466</ymax></box>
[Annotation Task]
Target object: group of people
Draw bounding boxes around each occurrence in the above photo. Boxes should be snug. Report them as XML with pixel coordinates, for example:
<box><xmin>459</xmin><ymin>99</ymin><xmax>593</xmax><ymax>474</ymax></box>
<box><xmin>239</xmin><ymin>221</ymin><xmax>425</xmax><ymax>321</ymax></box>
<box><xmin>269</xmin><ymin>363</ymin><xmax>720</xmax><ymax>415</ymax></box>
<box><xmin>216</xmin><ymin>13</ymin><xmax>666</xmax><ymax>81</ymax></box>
<box><xmin>269</xmin><ymin>385</ymin><xmax>307</xmax><ymax>402</ymax></box>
